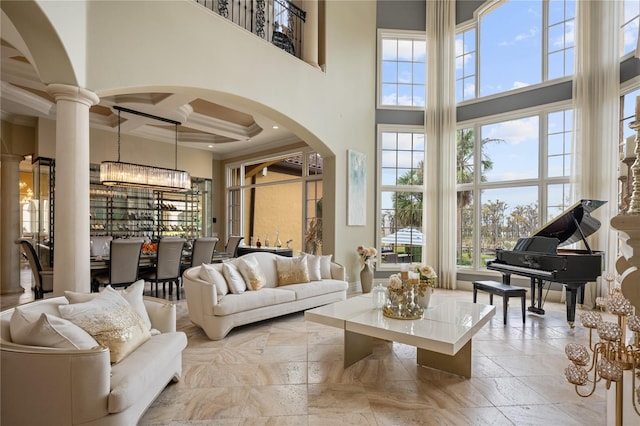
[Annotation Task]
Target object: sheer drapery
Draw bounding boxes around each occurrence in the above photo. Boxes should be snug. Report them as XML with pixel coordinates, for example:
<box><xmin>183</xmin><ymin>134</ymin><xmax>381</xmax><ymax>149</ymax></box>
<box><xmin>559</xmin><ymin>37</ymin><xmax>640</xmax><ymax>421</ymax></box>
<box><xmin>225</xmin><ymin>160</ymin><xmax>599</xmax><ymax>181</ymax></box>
<box><xmin>570</xmin><ymin>0</ymin><xmax>620</xmax><ymax>307</ymax></box>
<box><xmin>425</xmin><ymin>0</ymin><xmax>456</xmax><ymax>289</ymax></box>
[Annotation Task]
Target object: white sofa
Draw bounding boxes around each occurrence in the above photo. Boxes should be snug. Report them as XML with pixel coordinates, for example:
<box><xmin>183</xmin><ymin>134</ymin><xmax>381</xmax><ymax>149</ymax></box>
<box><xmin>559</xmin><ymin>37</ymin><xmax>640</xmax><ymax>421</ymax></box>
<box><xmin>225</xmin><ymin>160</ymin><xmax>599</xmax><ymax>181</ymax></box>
<box><xmin>183</xmin><ymin>252</ymin><xmax>348</xmax><ymax>340</ymax></box>
<box><xmin>0</xmin><ymin>295</ymin><xmax>187</xmax><ymax>426</ymax></box>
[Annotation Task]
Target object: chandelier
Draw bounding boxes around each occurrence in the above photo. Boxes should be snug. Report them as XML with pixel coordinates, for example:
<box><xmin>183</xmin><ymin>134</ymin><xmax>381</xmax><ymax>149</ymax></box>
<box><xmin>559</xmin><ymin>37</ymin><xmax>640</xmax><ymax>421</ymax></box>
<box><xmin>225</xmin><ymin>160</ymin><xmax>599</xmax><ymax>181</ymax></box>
<box><xmin>100</xmin><ymin>106</ymin><xmax>191</xmax><ymax>192</ymax></box>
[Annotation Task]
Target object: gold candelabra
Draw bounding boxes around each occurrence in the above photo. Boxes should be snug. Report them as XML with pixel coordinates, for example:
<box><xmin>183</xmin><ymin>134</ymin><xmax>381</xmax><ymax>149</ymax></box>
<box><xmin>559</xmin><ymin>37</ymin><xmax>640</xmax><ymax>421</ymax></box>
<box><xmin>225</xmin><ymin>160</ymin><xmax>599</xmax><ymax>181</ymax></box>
<box><xmin>596</xmin><ymin>273</ymin><xmax>618</xmax><ymax>311</ymax></box>
<box><xmin>564</xmin><ymin>292</ymin><xmax>640</xmax><ymax>425</ymax></box>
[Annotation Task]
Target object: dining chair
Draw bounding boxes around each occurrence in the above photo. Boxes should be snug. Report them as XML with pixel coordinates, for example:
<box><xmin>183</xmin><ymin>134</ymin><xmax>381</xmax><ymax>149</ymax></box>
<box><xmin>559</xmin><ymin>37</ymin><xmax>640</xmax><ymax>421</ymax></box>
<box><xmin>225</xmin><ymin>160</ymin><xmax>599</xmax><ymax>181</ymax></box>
<box><xmin>90</xmin><ymin>235</ymin><xmax>113</xmax><ymax>257</ymax></box>
<box><xmin>215</xmin><ymin>235</ymin><xmax>244</xmax><ymax>258</ymax></box>
<box><xmin>189</xmin><ymin>237</ymin><xmax>218</xmax><ymax>267</ymax></box>
<box><xmin>140</xmin><ymin>237</ymin><xmax>186</xmax><ymax>299</ymax></box>
<box><xmin>16</xmin><ymin>239</ymin><xmax>53</xmax><ymax>299</ymax></box>
<box><xmin>91</xmin><ymin>239</ymin><xmax>143</xmax><ymax>292</ymax></box>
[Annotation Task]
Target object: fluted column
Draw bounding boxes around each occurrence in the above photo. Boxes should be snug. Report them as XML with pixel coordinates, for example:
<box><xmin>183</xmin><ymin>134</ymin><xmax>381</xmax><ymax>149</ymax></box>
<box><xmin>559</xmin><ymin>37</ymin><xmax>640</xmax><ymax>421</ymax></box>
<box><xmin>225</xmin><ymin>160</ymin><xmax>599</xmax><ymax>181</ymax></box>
<box><xmin>46</xmin><ymin>84</ymin><xmax>99</xmax><ymax>295</ymax></box>
<box><xmin>1</xmin><ymin>153</ymin><xmax>25</xmax><ymax>294</ymax></box>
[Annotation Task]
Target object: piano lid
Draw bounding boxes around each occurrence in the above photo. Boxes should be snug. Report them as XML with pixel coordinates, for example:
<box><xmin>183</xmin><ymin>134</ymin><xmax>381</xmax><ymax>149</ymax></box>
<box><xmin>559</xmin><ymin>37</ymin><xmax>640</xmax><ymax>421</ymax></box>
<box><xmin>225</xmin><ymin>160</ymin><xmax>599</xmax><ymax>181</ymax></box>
<box><xmin>533</xmin><ymin>199</ymin><xmax>607</xmax><ymax>247</ymax></box>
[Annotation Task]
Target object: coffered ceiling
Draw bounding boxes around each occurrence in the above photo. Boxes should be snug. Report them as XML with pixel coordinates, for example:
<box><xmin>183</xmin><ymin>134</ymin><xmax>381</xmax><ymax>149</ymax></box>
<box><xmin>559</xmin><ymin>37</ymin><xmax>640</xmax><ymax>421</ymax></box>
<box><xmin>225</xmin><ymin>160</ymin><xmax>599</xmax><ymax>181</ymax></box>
<box><xmin>1</xmin><ymin>40</ymin><xmax>298</xmax><ymax>159</ymax></box>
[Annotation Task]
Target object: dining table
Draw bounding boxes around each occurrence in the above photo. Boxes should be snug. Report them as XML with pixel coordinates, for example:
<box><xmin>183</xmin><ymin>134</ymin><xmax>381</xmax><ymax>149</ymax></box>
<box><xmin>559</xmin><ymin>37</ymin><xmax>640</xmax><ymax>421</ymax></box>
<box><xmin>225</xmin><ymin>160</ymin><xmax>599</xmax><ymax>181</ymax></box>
<box><xmin>90</xmin><ymin>251</ymin><xmax>192</xmax><ymax>275</ymax></box>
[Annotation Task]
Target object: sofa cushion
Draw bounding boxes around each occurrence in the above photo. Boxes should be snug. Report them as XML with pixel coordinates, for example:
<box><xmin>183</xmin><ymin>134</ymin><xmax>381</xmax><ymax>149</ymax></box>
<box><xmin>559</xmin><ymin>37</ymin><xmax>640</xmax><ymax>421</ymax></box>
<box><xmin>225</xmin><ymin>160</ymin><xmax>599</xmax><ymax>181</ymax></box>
<box><xmin>237</xmin><ymin>255</ymin><xmax>267</xmax><ymax>290</ymax></box>
<box><xmin>199</xmin><ymin>263</ymin><xmax>229</xmax><ymax>297</ymax></box>
<box><xmin>305</xmin><ymin>253</ymin><xmax>333</xmax><ymax>279</ymax></box>
<box><xmin>276</xmin><ymin>255</ymin><xmax>310</xmax><ymax>286</ymax></box>
<box><xmin>275</xmin><ymin>280</ymin><xmax>348</xmax><ymax>300</ymax></box>
<box><xmin>64</xmin><ymin>281</ymin><xmax>152</xmax><ymax>330</ymax></box>
<box><xmin>108</xmin><ymin>331</ymin><xmax>187</xmax><ymax>414</ymax></box>
<box><xmin>9</xmin><ymin>309</ymin><xmax>98</xmax><ymax>349</ymax></box>
<box><xmin>58</xmin><ymin>286</ymin><xmax>151</xmax><ymax>364</ymax></box>
<box><xmin>222</xmin><ymin>262</ymin><xmax>246</xmax><ymax>294</ymax></box>
<box><xmin>212</xmin><ymin>288</ymin><xmax>296</xmax><ymax>316</ymax></box>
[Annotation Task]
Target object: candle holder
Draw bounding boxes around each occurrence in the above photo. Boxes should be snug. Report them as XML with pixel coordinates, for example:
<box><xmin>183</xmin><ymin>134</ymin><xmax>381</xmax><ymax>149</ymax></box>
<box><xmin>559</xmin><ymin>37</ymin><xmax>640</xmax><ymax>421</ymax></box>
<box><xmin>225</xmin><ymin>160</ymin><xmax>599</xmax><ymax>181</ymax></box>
<box><xmin>383</xmin><ymin>274</ymin><xmax>423</xmax><ymax>320</ymax></box>
<box><xmin>564</xmin><ymin>293</ymin><xmax>640</xmax><ymax>424</ymax></box>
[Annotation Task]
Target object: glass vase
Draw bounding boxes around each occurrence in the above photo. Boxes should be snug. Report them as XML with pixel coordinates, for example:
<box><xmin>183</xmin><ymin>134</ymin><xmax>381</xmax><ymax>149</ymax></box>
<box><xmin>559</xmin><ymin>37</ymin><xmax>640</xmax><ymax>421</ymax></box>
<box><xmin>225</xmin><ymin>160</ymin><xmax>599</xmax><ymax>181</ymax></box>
<box><xmin>372</xmin><ymin>283</ymin><xmax>388</xmax><ymax>309</ymax></box>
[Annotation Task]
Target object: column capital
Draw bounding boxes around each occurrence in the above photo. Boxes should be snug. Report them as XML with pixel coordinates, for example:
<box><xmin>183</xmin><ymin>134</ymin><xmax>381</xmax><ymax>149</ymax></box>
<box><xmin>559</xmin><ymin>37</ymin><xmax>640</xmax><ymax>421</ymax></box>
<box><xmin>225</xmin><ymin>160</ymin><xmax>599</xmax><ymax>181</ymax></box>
<box><xmin>46</xmin><ymin>83</ymin><xmax>99</xmax><ymax>108</ymax></box>
<box><xmin>1</xmin><ymin>153</ymin><xmax>25</xmax><ymax>163</ymax></box>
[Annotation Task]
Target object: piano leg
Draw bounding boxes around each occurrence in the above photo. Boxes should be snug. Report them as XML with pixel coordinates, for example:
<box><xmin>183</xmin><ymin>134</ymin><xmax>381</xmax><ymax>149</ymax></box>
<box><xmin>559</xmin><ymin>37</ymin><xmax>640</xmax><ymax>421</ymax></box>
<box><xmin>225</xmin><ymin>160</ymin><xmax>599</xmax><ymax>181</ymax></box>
<box><xmin>564</xmin><ymin>283</ymin><xmax>586</xmax><ymax>328</ymax></box>
<box><xmin>565</xmin><ymin>285</ymin><xmax>579</xmax><ymax>328</ymax></box>
<box><xmin>527</xmin><ymin>277</ymin><xmax>545</xmax><ymax>315</ymax></box>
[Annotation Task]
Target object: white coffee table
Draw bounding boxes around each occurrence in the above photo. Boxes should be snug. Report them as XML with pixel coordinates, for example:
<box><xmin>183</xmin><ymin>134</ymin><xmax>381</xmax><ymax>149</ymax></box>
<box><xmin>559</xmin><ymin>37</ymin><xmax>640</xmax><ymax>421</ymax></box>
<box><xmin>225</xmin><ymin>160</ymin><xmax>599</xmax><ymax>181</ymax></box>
<box><xmin>305</xmin><ymin>294</ymin><xmax>495</xmax><ymax>378</ymax></box>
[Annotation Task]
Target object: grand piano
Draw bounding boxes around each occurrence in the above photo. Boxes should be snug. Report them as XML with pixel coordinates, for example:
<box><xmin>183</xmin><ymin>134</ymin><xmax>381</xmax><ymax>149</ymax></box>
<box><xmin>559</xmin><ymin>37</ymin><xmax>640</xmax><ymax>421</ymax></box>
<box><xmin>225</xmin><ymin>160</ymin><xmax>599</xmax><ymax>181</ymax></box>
<box><xmin>486</xmin><ymin>199</ymin><xmax>606</xmax><ymax>327</ymax></box>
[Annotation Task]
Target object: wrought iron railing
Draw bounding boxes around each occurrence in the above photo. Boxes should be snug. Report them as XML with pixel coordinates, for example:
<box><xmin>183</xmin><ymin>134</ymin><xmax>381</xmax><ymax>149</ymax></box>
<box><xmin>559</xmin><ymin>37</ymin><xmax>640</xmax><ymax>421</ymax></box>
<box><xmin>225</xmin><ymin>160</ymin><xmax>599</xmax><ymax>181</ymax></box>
<box><xmin>195</xmin><ymin>0</ymin><xmax>306</xmax><ymax>59</ymax></box>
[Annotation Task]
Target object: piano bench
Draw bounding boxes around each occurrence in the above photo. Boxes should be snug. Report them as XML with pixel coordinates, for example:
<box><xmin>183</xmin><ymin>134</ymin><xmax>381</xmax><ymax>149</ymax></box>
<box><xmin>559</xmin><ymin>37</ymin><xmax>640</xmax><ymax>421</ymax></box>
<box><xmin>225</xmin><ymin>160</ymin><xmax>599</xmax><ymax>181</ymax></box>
<box><xmin>473</xmin><ymin>280</ymin><xmax>527</xmax><ymax>325</ymax></box>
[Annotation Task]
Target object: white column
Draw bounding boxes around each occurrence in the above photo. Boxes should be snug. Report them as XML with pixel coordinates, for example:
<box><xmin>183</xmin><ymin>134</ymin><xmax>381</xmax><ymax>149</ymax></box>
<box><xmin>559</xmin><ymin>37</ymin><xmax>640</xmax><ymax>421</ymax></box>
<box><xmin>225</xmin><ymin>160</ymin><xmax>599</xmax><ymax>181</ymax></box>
<box><xmin>300</xmin><ymin>0</ymin><xmax>319</xmax><ymax>68</ymax></box>
<box><xmin>1</xmin><ymin>153</ymin><xmax>25</xmax><ymax>294</ymax></box>
<box><xmin>46</xmin><ymin>84</ymin><xmax>99</xmax><ymax>295</ymax></box>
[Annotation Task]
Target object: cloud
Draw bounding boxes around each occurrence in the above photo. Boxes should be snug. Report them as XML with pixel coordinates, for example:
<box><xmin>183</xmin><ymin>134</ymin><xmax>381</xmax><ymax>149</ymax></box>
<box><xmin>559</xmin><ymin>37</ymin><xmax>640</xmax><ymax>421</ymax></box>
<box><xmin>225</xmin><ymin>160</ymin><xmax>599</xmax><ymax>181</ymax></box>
<box><xmin>552</xmin><ymin>21</ymin><xmax>574</xmax><ymax>49</ymax></box>
<box><xmin>512</xmin><ymin>81</ymin><xmax>530</xmax><ymax>89</ymax></box>
<box><xmin>623</xmin><ymin>20</ymin><xmax>639</xmax><ymax>52</ymax></box>
<box><xmin>455</xmin><ymin>39</ymin><xmax>474</xmax><ymax>71</ymax></box>
<box><xmin>499</xmin><ymin>27</ymin><xmax>539</xmax><ymax>46</ymax></box>
<box><xmin>484</xmin><ymin>116</ymin><xmax>538</xmax><ymax>144</ymax></box>
<box><xmin>381</xmin><ymin>92</ymin><xmax>415</xmax><ymax>107</ymax></box>
<box><xmin>464</xmin><ymin>82</ymin><xmax>476</xmax><ymax>97</ymax></box>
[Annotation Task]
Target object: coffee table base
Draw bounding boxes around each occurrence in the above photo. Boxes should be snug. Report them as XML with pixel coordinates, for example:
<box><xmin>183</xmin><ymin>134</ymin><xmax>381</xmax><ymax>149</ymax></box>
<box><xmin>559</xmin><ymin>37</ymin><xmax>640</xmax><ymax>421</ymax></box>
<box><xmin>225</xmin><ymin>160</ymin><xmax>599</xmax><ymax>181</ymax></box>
<box><xmin>417</xmin><ymin>340</ymin><xmax>472</xmax><ymax>378</ymax></box>
<box><xmin>344</xmin><ymin>330</ymin><xmax>472</xmax><ymax>378</ymax></box>
<box><xmin>345</xmin><ymin>331</ymin><xmax>373</xmax><ymax>367</ymax></box>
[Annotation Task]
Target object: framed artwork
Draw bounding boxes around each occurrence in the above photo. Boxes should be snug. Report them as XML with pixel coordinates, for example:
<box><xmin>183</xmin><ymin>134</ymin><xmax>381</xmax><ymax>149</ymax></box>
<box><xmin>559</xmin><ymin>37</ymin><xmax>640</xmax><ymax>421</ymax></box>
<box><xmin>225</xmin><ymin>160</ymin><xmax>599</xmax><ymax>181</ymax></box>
<box><xmin>347</xmin><ymin>149</ymin><xmax>366</xmax><ymax>226</ymax></box>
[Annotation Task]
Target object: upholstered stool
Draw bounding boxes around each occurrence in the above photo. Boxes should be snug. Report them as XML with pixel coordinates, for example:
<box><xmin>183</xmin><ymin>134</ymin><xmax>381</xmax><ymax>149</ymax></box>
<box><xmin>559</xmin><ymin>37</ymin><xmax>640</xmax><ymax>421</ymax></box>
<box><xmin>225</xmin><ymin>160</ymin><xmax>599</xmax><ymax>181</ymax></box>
<box><xmin>473</xmin><ymin>280</ymin><xmax>527</xmax><ymax>325</ymax></box>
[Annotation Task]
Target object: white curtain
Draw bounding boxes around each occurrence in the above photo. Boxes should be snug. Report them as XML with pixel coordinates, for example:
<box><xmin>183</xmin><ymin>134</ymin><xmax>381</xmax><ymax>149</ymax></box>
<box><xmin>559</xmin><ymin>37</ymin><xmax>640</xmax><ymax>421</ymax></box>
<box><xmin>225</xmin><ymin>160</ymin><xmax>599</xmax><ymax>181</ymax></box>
<box><xmin>570</xmin><ymin>0</ymin><xmax>620</xmax><ymax>307</ymax></box>
<box><xmin>425</xmin><ymin>0</ymin><xmax>456</xmax><ymax>289</ymax></box>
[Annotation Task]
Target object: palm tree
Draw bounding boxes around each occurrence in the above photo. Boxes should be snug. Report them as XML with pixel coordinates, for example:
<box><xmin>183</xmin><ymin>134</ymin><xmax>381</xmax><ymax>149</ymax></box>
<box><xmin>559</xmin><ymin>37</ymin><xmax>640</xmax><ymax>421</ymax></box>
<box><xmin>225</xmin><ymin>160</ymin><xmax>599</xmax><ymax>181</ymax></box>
<box><xmin>456</xmin><ymin>129</ymin><xmax>502</xmax><ymax>208</ymax></box>
<box><xmin>393</xmin><ymin>161</ymin><xmax>423</xmax><ymax>228</ymax></box>
<box><xmin>456</xmin><ymin>129</ymin><xmax>502</xmax><ymax>264</ymax></box>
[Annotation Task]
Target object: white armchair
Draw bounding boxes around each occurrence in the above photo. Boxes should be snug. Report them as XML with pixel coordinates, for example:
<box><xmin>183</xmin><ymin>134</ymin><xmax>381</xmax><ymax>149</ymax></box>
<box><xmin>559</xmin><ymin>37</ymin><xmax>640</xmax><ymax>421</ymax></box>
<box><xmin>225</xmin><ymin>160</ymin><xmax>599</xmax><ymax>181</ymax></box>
<box><xmin>1</xmin><ymin>296</ymin><xmax>186</xmax><ymax>425</ymax></box>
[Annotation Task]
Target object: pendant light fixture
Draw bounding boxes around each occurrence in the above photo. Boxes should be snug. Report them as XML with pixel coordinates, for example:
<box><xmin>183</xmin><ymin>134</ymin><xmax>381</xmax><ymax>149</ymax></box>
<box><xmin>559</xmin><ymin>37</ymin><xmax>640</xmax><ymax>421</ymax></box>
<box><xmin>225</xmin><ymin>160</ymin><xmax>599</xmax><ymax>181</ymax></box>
<box><xmin>100</xmin><ymin>106</ymin><xmax>191</xmax><ymax>192</ymax></box>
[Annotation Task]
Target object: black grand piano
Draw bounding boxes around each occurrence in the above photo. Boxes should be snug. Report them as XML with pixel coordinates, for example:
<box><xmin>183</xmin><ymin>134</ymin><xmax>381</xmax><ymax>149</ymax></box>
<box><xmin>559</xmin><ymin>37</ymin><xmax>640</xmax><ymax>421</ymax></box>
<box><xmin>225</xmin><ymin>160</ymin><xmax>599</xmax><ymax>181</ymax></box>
<box><xmin>486</xmin><ymin>199</ymin><xmax>606</xmax><ymax>326</ymax></box>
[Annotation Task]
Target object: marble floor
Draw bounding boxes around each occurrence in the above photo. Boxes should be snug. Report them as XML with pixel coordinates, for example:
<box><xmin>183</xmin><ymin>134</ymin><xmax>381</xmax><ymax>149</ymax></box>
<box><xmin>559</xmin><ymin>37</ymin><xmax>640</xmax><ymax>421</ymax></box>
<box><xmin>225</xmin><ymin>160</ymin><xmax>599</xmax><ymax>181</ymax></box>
<box><xmin>4</xmin><ymin>267</ymin><xmax>609</xmax><ymax>425</ymax></box>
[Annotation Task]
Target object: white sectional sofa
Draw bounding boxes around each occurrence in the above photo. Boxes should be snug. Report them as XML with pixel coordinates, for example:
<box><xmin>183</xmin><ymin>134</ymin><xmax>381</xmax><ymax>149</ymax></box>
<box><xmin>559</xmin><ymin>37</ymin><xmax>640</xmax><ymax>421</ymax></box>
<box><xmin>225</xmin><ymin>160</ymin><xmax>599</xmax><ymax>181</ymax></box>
<box><xmin>183</xmin><ymin>251</ymin><xmax>348</xmax><ymax>340</ymax></box>
<box><xmin>0</xmin><ymin>292</ymin><xmax>187</xmax><ymax>426</ymax></box>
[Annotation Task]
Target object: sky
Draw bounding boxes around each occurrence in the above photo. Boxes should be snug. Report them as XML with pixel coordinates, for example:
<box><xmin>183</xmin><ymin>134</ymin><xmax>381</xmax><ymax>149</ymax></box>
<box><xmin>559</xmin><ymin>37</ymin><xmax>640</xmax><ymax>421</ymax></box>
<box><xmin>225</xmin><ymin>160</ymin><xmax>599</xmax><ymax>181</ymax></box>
<box><xmin>381</xmin><ymin>1</ymin><xmax>639</xmax><ymax>229</ymax></box>
<box><xmin>460</xmin><ymin>0</ymin><xmax>638</xmax><ymax>224</ymax></box>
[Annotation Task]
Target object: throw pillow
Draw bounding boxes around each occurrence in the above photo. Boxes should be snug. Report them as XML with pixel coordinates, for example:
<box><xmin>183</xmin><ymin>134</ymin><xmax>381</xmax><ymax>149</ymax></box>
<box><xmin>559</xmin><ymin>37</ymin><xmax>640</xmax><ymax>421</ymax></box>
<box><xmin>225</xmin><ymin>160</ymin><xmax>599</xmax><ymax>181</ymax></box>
<box><xmin>58</xmin><ymin>286</ymin><xmax>151</xmax><ymax>363</ymax></box>
<box><xmin>9</xmin><ymin>308</ymin><xmax>98</xmax><ymax>349</ymax></box>
<box><xmin>275</xmin><ymin>255</ymin><xmax>310</xmax><ymax>286</ymax></box>
<box><xmin>305</xmin><ymin>253</ymin><xmax>332</xmax><ymax>279</ymax></box>
<box><xmin>236</xmin><ymin>255</ymin><xmax>267</xmax><ymax>290</ymax></box>
<box><xmin>64</xmin><ymin>280</ymin><xmax>152</xmax><ymax>331</ymax></box>
<box><xmin>222</xmin><ymin>262</ymin><xmax>246</xmax><ymax>294</ymax></box>
<box><xmin>305</xmin><ymin>254</ymin><xmax>322</xmax><ymax>281</ymax></box>
<box><xmin>199</xmin><ymin>263</ymin><xmax>229</xmax><ymax>297</ymax></box>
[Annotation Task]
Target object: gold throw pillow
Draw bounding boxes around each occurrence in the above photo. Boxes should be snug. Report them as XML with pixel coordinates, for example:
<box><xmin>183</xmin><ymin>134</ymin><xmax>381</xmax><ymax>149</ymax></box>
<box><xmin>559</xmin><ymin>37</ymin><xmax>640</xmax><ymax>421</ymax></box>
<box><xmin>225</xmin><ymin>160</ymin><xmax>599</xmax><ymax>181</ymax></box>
<box><xmin>58</xmin><ymin>286</ymin><xmax>151</xmax><ymax>363</ymax></box>
<box><xmin>276</xmin><ymin>255</ymin><xmax>310</xmax><ymax>286</ymax></box>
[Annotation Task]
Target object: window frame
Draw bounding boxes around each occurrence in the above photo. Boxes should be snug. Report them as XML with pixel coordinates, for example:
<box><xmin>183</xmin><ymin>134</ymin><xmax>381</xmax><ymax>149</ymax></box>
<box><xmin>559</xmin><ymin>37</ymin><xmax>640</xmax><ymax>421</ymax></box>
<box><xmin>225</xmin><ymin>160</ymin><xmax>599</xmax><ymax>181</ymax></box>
<box><xmin>455</xmin><ymin>101</ymin><xmax>573</xmax><ymax>272</ymax></box>
<box><xmin>377</xmin><ymin>28</ymin><xmax>427</xmax><ymax>111</ymax></box>
<box><xmin>376</xmin><ymin>123</ymin><xmax>427</xmax><ymax>270</ymax></box>
<box><xmin>224</xmin><ymin>147</ymin><xmax>324</xmax><ymax>251</ymax></box>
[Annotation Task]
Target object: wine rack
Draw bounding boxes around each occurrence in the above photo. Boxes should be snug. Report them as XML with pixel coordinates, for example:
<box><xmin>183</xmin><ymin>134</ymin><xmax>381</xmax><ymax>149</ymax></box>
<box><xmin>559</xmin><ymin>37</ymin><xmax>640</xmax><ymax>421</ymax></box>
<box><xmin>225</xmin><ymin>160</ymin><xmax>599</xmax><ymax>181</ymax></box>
<box><xmin>89</xmin><ymin>165</ymin><xmax>202</xmax><ymax>239</ymax></box>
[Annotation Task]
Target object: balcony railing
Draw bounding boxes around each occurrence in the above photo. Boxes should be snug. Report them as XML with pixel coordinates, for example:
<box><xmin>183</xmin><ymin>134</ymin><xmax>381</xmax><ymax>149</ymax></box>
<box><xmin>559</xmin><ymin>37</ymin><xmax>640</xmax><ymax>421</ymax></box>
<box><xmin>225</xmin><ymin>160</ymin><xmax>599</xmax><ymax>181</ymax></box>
<box><xmin>195</xmin><ymin>0</ymin><xmax>306</xmax><ymax>59</ymax></box>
